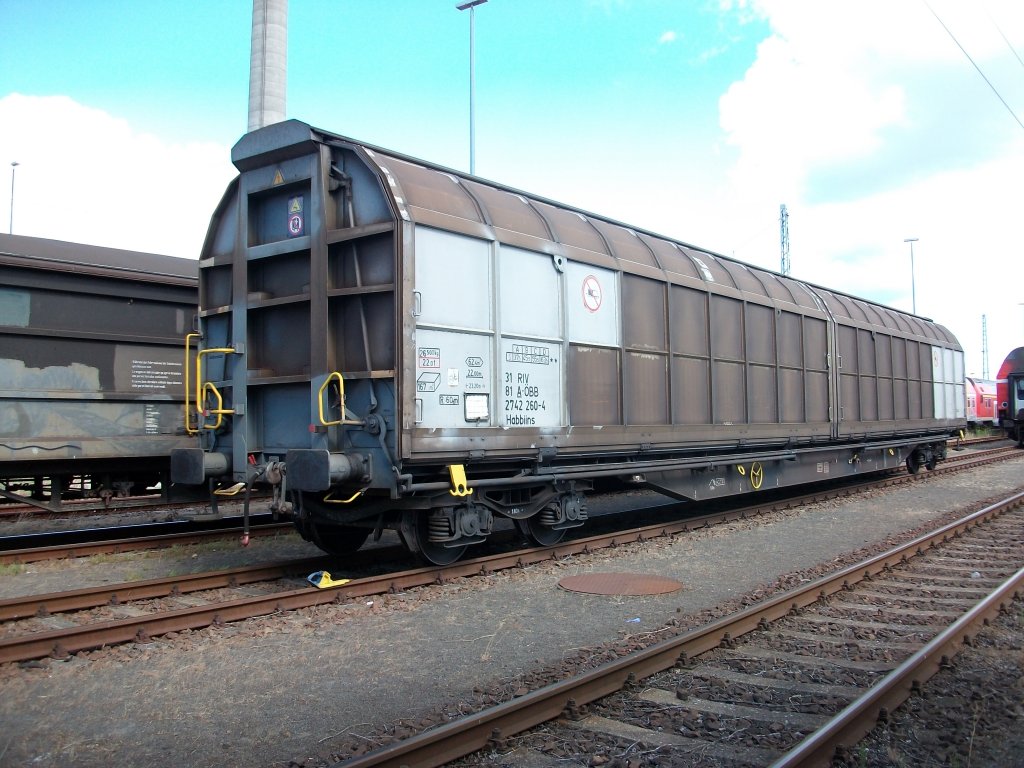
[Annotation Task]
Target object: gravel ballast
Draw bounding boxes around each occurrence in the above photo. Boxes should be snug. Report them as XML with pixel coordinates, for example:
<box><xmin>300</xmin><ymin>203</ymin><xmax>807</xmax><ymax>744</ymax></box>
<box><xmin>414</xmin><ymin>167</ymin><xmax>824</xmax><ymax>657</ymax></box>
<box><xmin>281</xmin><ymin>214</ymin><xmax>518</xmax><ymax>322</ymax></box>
<box><xmin>0</xmin><ymin>454</ymin><xmax>1022</xmax><ymax>768</ymax></box>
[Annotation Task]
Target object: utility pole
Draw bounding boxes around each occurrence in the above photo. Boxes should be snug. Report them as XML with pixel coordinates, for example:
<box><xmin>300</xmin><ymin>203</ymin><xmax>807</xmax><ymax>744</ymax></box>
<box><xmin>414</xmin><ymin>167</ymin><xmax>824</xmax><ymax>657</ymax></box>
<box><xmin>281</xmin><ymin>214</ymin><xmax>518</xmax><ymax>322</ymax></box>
<box><xmin>779</xmin><ymin>204</ymin><xmax>790</xmax><ymax>276</ymax></box>
<box><xmin>982</xmin><ymin>314</ymin><xmax>989</xmax><ymax>379</ymax></box>
<box><xmin>456</xmin><ymin>0</ymin><xmax>487</xmax><ymax>175</ymax></box>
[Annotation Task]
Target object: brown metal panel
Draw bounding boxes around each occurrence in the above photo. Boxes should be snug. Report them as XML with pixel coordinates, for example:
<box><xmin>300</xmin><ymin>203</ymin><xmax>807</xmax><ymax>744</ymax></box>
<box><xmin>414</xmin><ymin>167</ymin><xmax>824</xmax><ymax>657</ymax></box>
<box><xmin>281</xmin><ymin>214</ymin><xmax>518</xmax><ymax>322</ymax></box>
<box><xmin>623</xmin><ymin>275</ymin><xmax>667</xmax><ymax>351</ymax></box>
<box><xmin>711</xmin><ymin>295</ymin><xmax>744</xmax><ymax>360</ymax></box>
<box><xmin>856</xmin><ymin>299</ymin><xmax>884</xmax><ymax>326</ymax></box>
<box><xmin>643</xmin><ymin>237</ymin><xmax>701</xmax><ymax>280</ymax></box>
<box><xmin>807</xmin><ymin>371</ymin><xmax>829</xmax><ymax>421</ymax></box>
<box><xmin>535</xmin><ymin>202</ymin><xmax>610</xmax><ymax>256</ymax></box>
<box><xmin>919</xmin><ymin>343</ymin><xmax>935</xmax><ymax>410</ymax></box>
<box><xmin>380</xmin><ymin>156</ymin><xmax>485</xmax><ymax>224</ymax></box>
<box><xmin>876</xmin><ymin>334</ymin><xmax>893</xmax><ymax>376</ymax></box>
<box><xmin>858</xmin><ymin>330</ymin><xmax>876</xmax><ymax>375</ymax></box>
<box><xmin>672</xmin><ymin>356</ymin><xmax>710</xmax><ymax>424</ymax></box>
<box><xmin>778</xmin><ymin>310</ymin><xmax>802</xmax><ymax>367</ymax></box>
<box><xmin>859</xmin><ymin>375</ymin><xmax>879</xmax><ymax>421</ymax></box>
<box><xmin>758</xmin><ymin>271</ymin><xmax>801</xmax><ymax>304</ymax></box>
<box><xmin>669</xmin><ymin>285</ymin><xmax>708</xmax><ymax>357</ymax></box>
<box><xmin>624</xmin><ymin>352</ymin><xmax>669</xmax><ymax>425</ymax></box>
<box><xmin>713</xmin><ymin>361</ymin><xmax>745</xmax><ymax>423</ymax></box>
<box><xmin>680</xmin><ymin>248</ymin><xmax>738</xmax><ymax>288</ymax></box>
<box><xmin>907</xmin><ymin>339</ymin><xmax>922</xmax><ymax>380</ymax></box>
<box><xmin>746</xmin><ymin>303</ymin><xmax>775</xmax><ymax>365</ymax></box>
<box><xmin>591</xmin><ymin>220</ymin><xmax>658</xmax><ymax>268</ymax></box>
<box><xmin>779</xmin><ymin>368</ymin><xmax>804</xmax><ymax>422</ymax></box>
<box><xmin>718</xmin><ymin>261</ymin><xmax>769</xmax><ymax>297</ymax></box>
<box><xmin>568</xmin><ymin>345</ymin><xmax>621</xmax><ymax>426</ymax></box>
<box><xmin>403</xmin><ymin>206</ymin><xmax>493</xmax><ymax>240</ymax></box>
<box><xmin>461</xmin><ymin>180</ymin><xmax>552</xmax><ymax>240</ymax></box>
<box><xmin>878</xmin><ymin>377</ymin><xmax>894</xmax><ymax>420</ymax></box>
<box><xmin>841</xmin><ymin>373</ymin><xmax>860</xmax><ymax>423</ymax></box>
<box><xmin>749</xmin><ymin>364</ymin><xmax>778</xmax><ymax>423</ymax></box>
<box><xmin>894</xmin><ymin>378</ymin><xmax>909</xmax><ymax>419</ymax></box>
<box><xmin>892</xmin><ymin>336</ymin><xmax>908</xmax><ymax>378</ymax></box>
<box><xmin>804</xmin><ymin>317</ymin><xmax>828</xmax><ymax>371</ymax></box>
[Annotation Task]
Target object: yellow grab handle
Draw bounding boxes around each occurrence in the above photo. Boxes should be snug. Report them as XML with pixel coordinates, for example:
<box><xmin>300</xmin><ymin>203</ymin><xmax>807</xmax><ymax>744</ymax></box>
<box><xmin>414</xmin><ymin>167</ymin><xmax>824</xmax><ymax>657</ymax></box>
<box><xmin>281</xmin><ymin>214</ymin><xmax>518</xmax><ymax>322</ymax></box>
<box><xmin>318</xmin><ymin>372</ymin><xmax>346</xmax><ymax>426</ymax></box>
<box><xmin>184</xmin><ymin>332</ymin><xmax>200</xmax><ymax>435</ymax></box>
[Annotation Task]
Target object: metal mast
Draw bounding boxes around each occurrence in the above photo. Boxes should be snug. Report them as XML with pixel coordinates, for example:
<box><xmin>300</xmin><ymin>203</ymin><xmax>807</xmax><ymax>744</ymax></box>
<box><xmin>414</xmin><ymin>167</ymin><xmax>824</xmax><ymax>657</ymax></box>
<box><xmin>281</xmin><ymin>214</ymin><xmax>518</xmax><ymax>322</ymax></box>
<box><xmin>779</xmin><ymin>204</ymin><xmax>790</xmax><ymax>276</ymax></box>
<box><xmin>982</xmin><ymin>314</ymin><xmax>989</xmax><ymax>379</ymax></box>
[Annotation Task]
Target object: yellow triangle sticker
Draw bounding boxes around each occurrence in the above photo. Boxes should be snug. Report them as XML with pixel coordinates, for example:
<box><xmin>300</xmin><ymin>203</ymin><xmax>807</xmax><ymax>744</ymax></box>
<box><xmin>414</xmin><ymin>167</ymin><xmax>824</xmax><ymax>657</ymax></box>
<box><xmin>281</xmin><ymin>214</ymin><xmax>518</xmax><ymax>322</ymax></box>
<box><xmin>272</xmin><ymin>170</ymin><xmax>284</xmax><ymax>185</ymax></box>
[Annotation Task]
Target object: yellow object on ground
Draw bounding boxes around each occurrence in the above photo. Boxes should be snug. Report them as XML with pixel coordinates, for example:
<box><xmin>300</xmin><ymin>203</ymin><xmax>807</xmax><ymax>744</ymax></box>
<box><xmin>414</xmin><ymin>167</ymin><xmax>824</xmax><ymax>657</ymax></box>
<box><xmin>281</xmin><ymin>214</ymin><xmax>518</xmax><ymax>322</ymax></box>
<box><xmin>306</xmin><ymin>571</ymin><xmax>352</xmax><ymax>588</ymax></box>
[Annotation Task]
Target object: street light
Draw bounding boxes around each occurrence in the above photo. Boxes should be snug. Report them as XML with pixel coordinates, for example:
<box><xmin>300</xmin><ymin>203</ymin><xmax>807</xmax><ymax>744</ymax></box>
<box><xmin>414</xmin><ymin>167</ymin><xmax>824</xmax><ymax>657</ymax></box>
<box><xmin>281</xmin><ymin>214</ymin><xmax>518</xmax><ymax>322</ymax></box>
<box><xmin>904</xmin><ymin>237</ymin><xmax>918</xmax><ymax>314</ymax></box>
<box><xmin>9</xmin><ymin>161</ymin><xmax>18</xmax><ymax>235</ymax></box>
<box><xmin>456</xmin><ymin>0</ymin><xmax>487</xmax><ymax>175</ymax></box>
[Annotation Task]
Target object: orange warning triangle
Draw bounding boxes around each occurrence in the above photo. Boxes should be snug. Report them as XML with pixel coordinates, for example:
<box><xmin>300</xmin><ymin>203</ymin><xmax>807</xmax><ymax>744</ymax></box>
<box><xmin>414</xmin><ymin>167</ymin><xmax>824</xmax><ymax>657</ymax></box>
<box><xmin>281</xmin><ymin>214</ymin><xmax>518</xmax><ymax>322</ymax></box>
<box><xmin>273</xmin><ymin>170</ymin><xmax>284</xmax><ymax>185</ymax></box>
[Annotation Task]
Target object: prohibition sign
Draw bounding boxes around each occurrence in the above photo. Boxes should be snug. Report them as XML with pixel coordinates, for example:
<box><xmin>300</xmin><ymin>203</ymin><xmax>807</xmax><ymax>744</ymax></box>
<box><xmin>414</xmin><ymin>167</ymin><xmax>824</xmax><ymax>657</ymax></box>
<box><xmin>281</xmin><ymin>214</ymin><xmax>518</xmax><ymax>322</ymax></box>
<box><xmin>582</xmin><ymin>275</ymin><xmax>603</xmax><ymax>312</ymax></box>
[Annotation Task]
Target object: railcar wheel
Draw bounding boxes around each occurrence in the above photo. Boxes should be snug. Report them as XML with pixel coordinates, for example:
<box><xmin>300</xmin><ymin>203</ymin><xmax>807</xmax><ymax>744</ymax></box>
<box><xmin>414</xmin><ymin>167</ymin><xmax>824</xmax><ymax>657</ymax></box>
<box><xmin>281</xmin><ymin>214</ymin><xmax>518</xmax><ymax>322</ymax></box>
<box><xmin>515</xmin><ymin>515</ymin><xmax>567</xmax><ymax>547</ymax></box>
<box><xmin>399</xmin><ymin>510</ymin><xmax>468</xmax><ymax>566</ymax></box>
<box><xmin>307</xmin><ymin>523</ymin><xmax>371</xmax><ymax>555</ymax></box>
<box><xmin>906</xmin><ymin>453</ymin><xmax>922</xmax><ymax>475</ymax></box>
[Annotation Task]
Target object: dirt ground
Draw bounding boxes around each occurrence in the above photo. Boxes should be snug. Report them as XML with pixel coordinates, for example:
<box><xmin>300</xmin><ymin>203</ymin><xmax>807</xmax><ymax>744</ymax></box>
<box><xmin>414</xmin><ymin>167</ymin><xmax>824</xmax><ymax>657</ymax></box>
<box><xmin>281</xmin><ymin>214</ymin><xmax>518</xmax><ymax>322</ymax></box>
<box><xmin>1</xmin><ymin>454</ymin><xmax>1022</xmax><ymax>768</ymax></box>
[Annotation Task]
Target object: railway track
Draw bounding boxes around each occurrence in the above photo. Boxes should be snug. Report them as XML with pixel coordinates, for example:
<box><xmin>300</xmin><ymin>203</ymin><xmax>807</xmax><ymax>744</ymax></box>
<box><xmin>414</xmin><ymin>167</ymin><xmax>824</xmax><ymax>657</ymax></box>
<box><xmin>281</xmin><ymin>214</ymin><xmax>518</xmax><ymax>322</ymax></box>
<box><xmin>1</xmin><ymin>447</ymin><xmax>1019</xmax><ymax>668</ymax></box>
<box><xmin>335</xmin><ymin>489</ymin><xmax>1024</xmax><ymax>768</ymax></box>
<box><xmin>1</xmin><ymin>442</ymin><xmax>1017</xmax><ymax>567</ymax></box>
<box><xmin>0</xmin><ymin>515</ymin><xmax>292</xmax><ymax>565</ymax></box>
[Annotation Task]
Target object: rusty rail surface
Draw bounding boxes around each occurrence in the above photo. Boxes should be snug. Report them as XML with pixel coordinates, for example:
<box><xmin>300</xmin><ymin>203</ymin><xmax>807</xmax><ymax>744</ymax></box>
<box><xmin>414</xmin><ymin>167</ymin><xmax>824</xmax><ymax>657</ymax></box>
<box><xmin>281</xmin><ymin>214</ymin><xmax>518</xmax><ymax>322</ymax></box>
<box><xmin>2</xmin><ymin>443</ymin><xmax>1017</xmax><ymax>568</ymax></box>
<box><xmin>1</xmin><ymin>452</ymin><xmax>1020</xmax><ymax>667</ymax></box>
<box><xmin>335</xmin><ymin>489</ymin><xmax>1024</xmax><ymax>768</ymax></box>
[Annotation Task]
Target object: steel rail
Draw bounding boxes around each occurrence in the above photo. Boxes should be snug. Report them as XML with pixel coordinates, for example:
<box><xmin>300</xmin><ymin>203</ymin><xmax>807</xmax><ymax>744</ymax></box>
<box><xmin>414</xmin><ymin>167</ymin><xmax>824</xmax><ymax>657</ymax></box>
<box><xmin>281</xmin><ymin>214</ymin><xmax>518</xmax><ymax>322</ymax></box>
<box><xmin>0</xmin><ymin>472</ymin><xmax>940</xmax><ymax>627</ymax></box>
<box><xmin>3</xmin><ymin>443</ymin><xmax>1015</xmax><ymax>568</ymax></box>
<box><xmin>0</xmin><ymin>521</ymin><xmax>292</xmax><ymax>565</ymax></box>
<box><xmin>335</xmin><ymin>489</ymin><xmax>1024</xmax><ymax>768</ymax></box>
<box><xmin>771</xmin><ymin>564</ymin><xmax>1024</xmax><ymax>768</ymax></box>
<box><xmin>1</xmin><ymin>460</ymin><xmax>1020</xmax><ymax>666</ymax></box>
<box><xmin>0</xmin><ymin>555</ymin><xmax>326</xmax><ymax>621</ymax></box>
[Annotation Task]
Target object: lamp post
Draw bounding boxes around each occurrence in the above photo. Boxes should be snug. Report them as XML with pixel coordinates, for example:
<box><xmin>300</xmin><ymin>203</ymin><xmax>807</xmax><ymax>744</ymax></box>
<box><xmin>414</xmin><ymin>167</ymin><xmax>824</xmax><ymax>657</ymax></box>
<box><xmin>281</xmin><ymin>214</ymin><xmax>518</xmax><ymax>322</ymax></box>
<box><xmin>456</xmin><ymin>0</ymin><xmax>487</xmax><ymax>175</ymax></box>
<box><xmin>9</xmin><ymin>161</ymin><xmax>18</xmax><ymax>235</ymax></box>
<box><xmin>904</xmin><ymin>237</ymin><xmax>918</xmax><ymax>314</ymax></box>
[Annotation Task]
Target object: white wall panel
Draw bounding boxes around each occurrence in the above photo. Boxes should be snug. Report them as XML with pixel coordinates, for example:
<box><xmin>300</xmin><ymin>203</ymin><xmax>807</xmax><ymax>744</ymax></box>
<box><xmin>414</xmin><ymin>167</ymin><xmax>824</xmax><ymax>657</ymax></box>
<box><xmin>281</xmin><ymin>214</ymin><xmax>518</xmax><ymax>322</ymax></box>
<box><xmin>414</xmin><ymin>226</ymin><xmax>491</xmax><ymax>331</ymax></box>
<box><xmin>565</xmin><ymin>261</ymin><xmax>618</xmax><ymax>346</ymax></box>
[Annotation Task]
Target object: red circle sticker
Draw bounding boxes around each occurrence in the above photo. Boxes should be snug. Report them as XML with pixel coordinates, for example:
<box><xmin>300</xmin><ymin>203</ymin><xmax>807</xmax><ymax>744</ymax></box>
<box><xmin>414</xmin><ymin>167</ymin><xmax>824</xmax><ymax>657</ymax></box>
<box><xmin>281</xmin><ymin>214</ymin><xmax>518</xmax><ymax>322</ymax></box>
<box><xmin>582</xmin><ymin>275</ymin><xmax>602</xmax><ymax>312</ymax></box>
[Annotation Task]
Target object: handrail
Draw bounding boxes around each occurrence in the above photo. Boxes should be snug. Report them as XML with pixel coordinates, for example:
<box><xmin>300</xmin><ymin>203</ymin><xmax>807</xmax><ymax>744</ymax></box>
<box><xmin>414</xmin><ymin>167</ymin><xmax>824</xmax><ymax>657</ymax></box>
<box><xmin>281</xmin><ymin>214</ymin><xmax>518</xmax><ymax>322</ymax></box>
<box><xmin>196</xmin><ymin>347</ymin><xmax>239</xmax><ymax>430</ymax></box>
<box><xmin>317</xmin><ymin>371</ymin><xmax>362</xmax><ymax>426</ymax></box>
<box><xmin>200</xmin><ymin>381</ymin><xmax>234</xmax><ymax>430</ymax></box>
<box><xmin>318</xmin><ymin>372</ymin><xmax>345</xmax><ymax>426</ymax></box>
<box><xmin>183</xmin><ymin>333</ymin><xmax>200</xmax><ymax>435</ymax></box>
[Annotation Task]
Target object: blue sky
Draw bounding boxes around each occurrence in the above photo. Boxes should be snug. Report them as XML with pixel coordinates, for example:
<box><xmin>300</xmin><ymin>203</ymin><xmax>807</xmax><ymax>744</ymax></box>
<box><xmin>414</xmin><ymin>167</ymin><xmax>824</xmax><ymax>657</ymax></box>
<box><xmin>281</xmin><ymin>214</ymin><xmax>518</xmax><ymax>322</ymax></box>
<box><xmin>2</xmin><ymin>0</ymin><xmax>1023</xmax><ymax>377</ymax></box>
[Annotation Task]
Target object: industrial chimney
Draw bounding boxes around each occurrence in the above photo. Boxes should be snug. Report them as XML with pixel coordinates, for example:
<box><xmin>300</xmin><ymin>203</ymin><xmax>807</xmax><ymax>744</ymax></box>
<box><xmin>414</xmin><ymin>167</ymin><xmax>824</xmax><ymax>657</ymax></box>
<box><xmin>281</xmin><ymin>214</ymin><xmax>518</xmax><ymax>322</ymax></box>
<box><xmin>248</xmin><ymin>0</ymin><xmax>288</xmax><ymax>132</ymax></box>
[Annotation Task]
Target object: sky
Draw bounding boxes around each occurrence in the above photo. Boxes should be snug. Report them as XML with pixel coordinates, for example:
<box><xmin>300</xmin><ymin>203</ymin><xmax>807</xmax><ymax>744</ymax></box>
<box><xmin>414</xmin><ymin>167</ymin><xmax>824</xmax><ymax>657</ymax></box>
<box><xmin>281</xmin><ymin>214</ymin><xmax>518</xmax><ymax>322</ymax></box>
<box><xmin>1</xmin><ymin>0</ymin><xmax>1023</xmax><ymax>378</ymax></box>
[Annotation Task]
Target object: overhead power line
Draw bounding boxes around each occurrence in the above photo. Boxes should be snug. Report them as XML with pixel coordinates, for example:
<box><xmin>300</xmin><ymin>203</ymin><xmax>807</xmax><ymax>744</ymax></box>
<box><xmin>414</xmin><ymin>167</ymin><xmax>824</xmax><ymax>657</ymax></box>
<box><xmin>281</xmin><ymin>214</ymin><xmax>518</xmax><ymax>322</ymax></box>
<box><xmin>923</xmin><ymin>0</ymin><xmax>1024</xmax><ymax>131</ymax></box>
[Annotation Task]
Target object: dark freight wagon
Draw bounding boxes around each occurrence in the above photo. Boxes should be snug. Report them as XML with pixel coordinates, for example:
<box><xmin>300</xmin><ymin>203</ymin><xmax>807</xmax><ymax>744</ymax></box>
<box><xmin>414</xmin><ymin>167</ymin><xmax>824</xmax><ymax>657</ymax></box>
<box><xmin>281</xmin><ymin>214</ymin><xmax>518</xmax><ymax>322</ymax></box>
<box><xmin>172</xmin><ymin>120</ymin><xmax>965</xmax><ymax>563</ymax></box>
<box><xmin>0</xmin><ymin>234</ymin><xmax>198</xmax><ymax>509</ymax></box>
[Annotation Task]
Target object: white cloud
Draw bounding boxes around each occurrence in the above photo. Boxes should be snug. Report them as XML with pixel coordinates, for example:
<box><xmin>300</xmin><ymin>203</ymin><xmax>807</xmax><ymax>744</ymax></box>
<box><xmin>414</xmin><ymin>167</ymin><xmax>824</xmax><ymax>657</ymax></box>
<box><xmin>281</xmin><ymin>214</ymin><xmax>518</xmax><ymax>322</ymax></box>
<box><xmin>711</xmin><ymin>0</ymin><xmax>1024</xmax><ymax>376</ymax></box>
<box><xmin>0</xmin><ymin>93</ymin><xmax>235</xmax><ymax>259</ymax></box>
<box><xmin>659</xmin><ymin>30</ymin><xmax>677</xmax><ymax>45</ymax></box>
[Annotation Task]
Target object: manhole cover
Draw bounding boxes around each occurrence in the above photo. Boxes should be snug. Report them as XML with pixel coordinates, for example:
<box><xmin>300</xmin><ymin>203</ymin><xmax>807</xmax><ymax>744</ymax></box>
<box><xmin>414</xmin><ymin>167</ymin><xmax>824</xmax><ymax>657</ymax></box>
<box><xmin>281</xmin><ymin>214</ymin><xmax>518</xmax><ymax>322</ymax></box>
<box><xmin>558</xmin><ymin>572</ymin><xmax>683</xmax><ymax>596</ymax></box>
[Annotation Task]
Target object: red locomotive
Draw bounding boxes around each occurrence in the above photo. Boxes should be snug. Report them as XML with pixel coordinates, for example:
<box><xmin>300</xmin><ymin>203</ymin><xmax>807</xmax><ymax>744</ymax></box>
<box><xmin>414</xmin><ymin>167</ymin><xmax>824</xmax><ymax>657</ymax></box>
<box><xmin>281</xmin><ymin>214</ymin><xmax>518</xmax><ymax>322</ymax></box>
<box><xmin>996</xmin><ymin>347</ymin><xmax>1024</xmax><ymax>446</ymax></box>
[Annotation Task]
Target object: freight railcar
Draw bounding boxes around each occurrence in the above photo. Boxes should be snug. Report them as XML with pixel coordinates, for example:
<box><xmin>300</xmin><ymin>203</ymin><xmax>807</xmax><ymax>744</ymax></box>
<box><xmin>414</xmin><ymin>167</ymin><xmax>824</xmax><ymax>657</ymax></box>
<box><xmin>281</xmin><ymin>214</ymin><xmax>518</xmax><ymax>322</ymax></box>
<box><xmin>0</xmin><ymin>233</ymin><xmax>198</xmax><ymax>509</ymax></box>
<box><xmin>171</xmin><ymin>120</ymin><xmax>965</xmax><ymax>564</ymax></box>
<box><xmin>996</xmin><ymin>347</ymin><xmax>1024</xmax><ymax>445</ymax></box>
